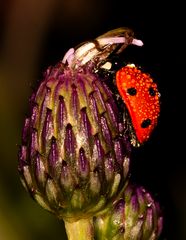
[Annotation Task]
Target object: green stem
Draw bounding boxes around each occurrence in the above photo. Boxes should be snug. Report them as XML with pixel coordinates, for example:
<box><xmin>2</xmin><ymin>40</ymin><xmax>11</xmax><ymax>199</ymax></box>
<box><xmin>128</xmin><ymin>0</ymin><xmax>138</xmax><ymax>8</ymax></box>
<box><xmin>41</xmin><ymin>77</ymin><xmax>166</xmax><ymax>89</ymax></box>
<box><xmin>64</xmin><ymin>218</ymin><xmax>95</xmax><ymax>240</ymax></box>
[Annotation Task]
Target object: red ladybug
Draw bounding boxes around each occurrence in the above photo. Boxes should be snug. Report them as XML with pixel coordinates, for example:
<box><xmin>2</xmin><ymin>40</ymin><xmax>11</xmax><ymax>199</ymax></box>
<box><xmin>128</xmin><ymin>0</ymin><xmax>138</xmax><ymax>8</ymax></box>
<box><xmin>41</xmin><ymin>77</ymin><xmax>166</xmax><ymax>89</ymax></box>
<box><xmin>116</xmin><ymin>64</ymin><xmax>160</xmax><ymax>144</ymax></box>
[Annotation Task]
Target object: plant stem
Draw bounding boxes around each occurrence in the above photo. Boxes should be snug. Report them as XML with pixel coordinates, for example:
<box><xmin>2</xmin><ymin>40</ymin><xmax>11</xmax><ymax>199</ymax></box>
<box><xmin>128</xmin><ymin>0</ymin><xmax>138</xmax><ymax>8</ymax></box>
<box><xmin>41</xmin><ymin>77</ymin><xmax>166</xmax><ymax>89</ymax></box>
<box><xmin>64</xmin><ymin>218</ymin><xmax>95</xmax><ymax>240</ymax></box>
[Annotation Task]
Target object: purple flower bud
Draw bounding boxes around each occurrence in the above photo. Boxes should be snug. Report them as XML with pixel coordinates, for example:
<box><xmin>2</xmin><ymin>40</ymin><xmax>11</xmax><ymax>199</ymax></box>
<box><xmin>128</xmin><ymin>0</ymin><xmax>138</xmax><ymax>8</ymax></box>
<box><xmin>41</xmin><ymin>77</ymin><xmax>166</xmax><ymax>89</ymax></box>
<box><xmin>94</xmin><ymin>184</ymin><xmax>163</xmax><ymax>240</ymax></box>
<box><xmin>18</xmin><ymin>61</ymin><xmax>132</xmax><ymax>221</ymax></box>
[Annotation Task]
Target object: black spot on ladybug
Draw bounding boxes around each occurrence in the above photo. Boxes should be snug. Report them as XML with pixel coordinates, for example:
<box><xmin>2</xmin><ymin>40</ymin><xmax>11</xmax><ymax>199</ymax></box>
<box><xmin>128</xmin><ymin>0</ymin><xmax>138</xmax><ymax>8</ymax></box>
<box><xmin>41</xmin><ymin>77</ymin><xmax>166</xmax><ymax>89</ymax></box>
<box><xmin>127</xmin><ymin>87</ymin><xmax>137</xmax><ymax>96</ymax></box>
<box><xmin>149</xmin><ymin>87</ymin><xmax>156</xmax><ymax>96</ymax></box>
<box><xmin>141</xmin><ymin>119</ymin><xmax>151</xmax><ymax>128</ymax></box>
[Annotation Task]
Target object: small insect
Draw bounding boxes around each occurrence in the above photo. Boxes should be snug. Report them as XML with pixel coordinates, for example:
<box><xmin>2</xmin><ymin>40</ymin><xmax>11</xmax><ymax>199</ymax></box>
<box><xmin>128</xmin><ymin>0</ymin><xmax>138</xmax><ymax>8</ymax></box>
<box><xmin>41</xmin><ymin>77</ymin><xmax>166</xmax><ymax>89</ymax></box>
<box><xmin>116</xmin><ymin>64</ymin><xmax>160</xmax><ymax>144</ymax></box>
<box><xmin>62</xmin><ymin>27</ymin><xmax>160</xmax><ymax>145</ymax></box>
<box><xmin>62</xmin><ymin>27</ymin><xmax>143</xmax><ymax>69</ymax></box>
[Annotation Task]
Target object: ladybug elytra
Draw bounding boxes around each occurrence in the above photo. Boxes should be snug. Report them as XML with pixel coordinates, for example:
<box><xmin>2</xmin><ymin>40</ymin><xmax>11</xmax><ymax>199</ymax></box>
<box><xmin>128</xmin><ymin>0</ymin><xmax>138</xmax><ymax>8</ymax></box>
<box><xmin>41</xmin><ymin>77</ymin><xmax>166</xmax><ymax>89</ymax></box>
<box><xmin>116</xmin><ymin>64</ymin><xmax>160</xmax><ymax>144</ymax></box>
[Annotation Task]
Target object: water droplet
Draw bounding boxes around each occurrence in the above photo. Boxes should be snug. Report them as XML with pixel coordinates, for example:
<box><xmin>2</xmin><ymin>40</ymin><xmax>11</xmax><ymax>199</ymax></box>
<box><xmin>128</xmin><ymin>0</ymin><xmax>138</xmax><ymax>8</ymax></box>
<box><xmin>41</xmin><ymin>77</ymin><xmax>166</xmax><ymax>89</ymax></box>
<box><xmin>147</xmin><ymin>202</ymin><xmax>152</xmax><ymax>207</ymax></box>
<box><xmin>138</xmin><ymin>214</ymin><xmax>144</xmax><ymax>219</ymax></box>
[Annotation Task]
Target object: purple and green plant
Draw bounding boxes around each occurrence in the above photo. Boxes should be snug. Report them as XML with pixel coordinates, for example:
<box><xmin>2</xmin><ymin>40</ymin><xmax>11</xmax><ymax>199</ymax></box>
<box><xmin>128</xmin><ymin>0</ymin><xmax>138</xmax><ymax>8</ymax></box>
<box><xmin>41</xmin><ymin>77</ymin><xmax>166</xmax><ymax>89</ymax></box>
<box><xmin>18</xmin><ymin>27</ymin><xmax>163</xmax><ymax>240</ymax></box>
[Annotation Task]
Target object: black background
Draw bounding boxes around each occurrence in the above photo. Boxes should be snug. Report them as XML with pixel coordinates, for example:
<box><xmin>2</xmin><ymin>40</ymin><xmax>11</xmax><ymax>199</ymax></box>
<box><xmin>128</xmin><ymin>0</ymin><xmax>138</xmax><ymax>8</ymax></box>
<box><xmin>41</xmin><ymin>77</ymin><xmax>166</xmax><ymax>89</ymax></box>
<box><xmin>0</xmin><ymin>1</ymin><xmax>185</xmax><ymax>240</ymax></box>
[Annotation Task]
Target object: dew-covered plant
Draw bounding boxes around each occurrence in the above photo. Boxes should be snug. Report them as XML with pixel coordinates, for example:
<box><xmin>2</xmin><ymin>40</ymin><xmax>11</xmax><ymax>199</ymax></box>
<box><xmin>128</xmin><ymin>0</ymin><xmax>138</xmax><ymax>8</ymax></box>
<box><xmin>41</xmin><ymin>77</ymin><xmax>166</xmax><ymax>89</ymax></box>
<box><xmin>18</xmin><ymin>27</ymin><xmax>163</xmax><ymax>240</ymax></box>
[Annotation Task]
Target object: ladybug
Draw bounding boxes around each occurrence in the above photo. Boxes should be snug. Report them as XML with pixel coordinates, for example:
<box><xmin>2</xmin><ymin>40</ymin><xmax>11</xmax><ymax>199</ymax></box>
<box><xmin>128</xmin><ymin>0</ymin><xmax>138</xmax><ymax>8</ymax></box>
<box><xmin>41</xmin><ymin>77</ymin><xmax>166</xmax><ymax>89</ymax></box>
<box><xmin>116</xmin><ymin>64</ymin><xmax>160</xmax><ymax>144</ymax></box>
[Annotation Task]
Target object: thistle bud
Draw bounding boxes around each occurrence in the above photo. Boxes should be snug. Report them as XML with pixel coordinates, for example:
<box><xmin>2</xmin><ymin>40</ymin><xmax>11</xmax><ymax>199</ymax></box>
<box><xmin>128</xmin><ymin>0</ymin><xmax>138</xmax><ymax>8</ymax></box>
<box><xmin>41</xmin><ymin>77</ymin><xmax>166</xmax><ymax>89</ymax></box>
<box><xmin>94</xmin><ymin>184</ymin><xmax>163</xmax><ymax>240</ymax></box>
<box><xmin>18</xmin><ymin>61</ymin><xmax>131</xmax><ymax>221</ymax></box>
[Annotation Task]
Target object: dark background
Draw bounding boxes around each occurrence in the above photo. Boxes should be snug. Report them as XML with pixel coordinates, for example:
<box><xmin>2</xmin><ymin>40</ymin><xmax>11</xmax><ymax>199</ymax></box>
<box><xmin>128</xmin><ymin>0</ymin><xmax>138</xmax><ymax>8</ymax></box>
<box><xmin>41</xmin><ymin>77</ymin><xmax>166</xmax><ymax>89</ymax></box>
<box><xmin>0</xmin><ymin>1</ymin><xmax>185</xmax><ymax>239</ymax></box>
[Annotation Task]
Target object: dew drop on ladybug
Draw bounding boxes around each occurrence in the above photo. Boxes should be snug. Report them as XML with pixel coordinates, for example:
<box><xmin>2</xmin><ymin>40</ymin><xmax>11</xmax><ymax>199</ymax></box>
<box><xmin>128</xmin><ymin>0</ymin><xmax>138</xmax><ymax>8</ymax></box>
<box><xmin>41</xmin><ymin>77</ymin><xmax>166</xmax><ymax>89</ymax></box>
<box><xmin>116</xmin><ymin>64</ymin><xmax>160</xmax><ymax>144</ymax></box>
